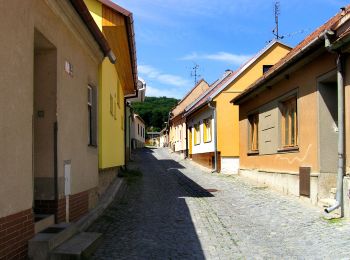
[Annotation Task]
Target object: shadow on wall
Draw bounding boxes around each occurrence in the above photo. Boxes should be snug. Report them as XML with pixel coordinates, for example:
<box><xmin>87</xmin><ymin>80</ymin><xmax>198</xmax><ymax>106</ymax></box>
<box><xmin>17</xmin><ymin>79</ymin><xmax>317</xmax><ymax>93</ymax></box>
<box><xmin>89</xmin><ymin>147</ymin><xmax>213</xmax><ymax>258</ymax></box>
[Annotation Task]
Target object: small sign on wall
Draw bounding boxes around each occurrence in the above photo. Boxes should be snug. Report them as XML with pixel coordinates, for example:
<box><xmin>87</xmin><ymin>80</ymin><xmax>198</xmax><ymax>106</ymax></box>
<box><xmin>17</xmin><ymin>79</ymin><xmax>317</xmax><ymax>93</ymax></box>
<box><xmin>65</xmin><ymin>61</ymin><xmax>73</xmax><ymax>76</ymax></box>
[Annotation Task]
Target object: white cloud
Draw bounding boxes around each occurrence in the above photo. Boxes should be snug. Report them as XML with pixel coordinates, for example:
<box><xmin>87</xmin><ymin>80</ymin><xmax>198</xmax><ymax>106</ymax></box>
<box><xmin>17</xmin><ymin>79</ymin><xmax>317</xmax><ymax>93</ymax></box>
<box><xmin>180</xmin><ymin>52</ymin><xmax>252</xmax><ymax>66</ymax></box>
<box><xmin>146</xmin><ymin>86</ymin><xmax>182</xmax><ymax>99</ymax></box>
<box><xmin>138</xmin><ymin>65</ymin><xmax>191</xmax><ymax>87</ymax></box>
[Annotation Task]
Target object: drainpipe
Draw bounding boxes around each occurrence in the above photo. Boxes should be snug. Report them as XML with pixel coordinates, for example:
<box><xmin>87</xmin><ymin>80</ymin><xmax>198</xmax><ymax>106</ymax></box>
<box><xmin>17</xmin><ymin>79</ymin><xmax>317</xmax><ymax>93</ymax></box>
<box><xmin>185</xmin><ymin>116</ymin><xmax>188</xmax><ymax>159</ymax></box>
<box><xmin>325</xmin><ymin>52</ymin><xmax>345</xmax><ymax>216</ymax></box>
<box><xmin>208</xmin><ymin>101</ymin><xmax>218</xmax><ymax>173</ymax></box>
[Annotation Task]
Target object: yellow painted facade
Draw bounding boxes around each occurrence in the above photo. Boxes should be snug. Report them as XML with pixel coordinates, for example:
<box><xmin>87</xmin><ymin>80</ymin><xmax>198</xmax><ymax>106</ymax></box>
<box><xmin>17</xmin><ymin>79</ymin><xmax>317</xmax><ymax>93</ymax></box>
<box><xmin>214</xmin><ymin>43</ymin><xmax>291</xmax><ymax>157</ymax></box>
<box><xmin>85</xmin><ymin>0</ymin><xmax>126</xmax><ymax>169</ymax></box>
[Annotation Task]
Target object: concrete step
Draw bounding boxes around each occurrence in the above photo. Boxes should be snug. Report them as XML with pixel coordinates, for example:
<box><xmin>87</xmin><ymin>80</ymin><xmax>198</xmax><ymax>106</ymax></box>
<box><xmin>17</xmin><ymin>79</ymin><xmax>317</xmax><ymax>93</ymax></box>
<box><xmin>29</xmin><ymin>223</ymin><xmax>78</xmax><ymax>260</ymax></box>
<box><xmin>34</xmin><ymin>214</ymin><xmax>55</xmax><ymax>233</ymax></box>
<box><xmin>50</xmin><ymin>232</ymin><xmax>102</xmax><ymax>260</ymax></box>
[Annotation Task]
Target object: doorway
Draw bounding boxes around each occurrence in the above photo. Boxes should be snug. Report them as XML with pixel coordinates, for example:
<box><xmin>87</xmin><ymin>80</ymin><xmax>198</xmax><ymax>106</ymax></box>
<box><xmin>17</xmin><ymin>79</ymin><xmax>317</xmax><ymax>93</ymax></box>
<box><xmin>317</xmin><ymin>71</ymin><xmax>338</xmax><ymax>198</ymax></box>
<box><xmin>33</xmin><ymin>29</ymin><xmax>58</xmax><ymax>226</ymax></box>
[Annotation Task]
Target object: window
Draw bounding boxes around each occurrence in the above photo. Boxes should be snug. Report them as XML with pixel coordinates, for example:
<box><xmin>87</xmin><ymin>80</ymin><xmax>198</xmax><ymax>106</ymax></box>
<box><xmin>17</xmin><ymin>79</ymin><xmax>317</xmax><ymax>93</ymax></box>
<box><xmin>263</xmin><ymin>65</ymin><xmax>273</xmax><ymax>74</ymax></box>
<box><xmin>138</xmin><ymin>124</ymin><xmax>140</xmax><ymax>135</ymax></box>
<box><xmin>203</xmin><ymin>118</ymin><xmax>212</xmax><ymax>143</ymax></box>
<box><xmin>281</xmin><ymin>96</ymin><xmax>298</xmax><ymax>147</ymax></box>
<box><xmin>88</xmin><ymin>86</ymin><xmax>97</xmax><ymax>146</ymax></box>
<box><xmin>248</xmin><ymin>113</ymin><xmax>259</xmax><ymax>151</ymax></box>
<box><xmin>194</xmin><ymin>124</ymin><xmax>200</xmax><ymax>145</ymax></box>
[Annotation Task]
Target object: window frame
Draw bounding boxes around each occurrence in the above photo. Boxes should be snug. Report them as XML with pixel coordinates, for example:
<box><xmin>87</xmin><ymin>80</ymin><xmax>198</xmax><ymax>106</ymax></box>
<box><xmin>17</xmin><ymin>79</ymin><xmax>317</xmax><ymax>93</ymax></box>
<box><xmin>248</xmin><ymin>112</ymin><xmax>259</xmax><ymax>153</ymax></box>
<box><xmin>203</xmin><ymin>117</ymin><xmax>212</xmax><ymax>143</ymax></box>
<box><xmin>194</xmin><ymin>123</ymin><xmax>201</xmax><ymax>145</ymax></box>
<box><xmin>88</xmin><ymin>85</ymin><xmax>97</xmax><ymax>147</ymax></box>
<box><xmin>280</xmin><ymin>95</ymin><xmax>298</xmax><ymax>149</ymax></box>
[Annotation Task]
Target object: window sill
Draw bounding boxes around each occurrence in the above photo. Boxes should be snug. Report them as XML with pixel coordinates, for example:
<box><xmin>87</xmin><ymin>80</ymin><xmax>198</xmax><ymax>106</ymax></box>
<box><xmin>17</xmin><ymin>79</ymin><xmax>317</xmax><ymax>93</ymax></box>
<box><xmin>247</xmin><ymin>150</ymin><xmax>259</xmax><ymax>156</ymax></box>
<box><xmin>88</xmin><ymin>144</ymin><xmax>98</xmax><ymax>148</ymax></box>
<box><xmin>204</xmin><ymin>140</ymin><xmax>212</xmax><ymax>144</ymax></box>
<box><xmin>277</xmin><ymin>146</ymin><xmax>299</xmax><ymax>153</ymax></box>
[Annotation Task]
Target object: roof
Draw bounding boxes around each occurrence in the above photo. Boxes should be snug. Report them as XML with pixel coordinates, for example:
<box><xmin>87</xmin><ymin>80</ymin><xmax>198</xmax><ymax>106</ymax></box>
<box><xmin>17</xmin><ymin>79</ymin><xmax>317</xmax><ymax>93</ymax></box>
<box><xmin>184</xmin><ymin>70</ymin><xmax>234</xmax><ymax>116</ymax></box>
<box><xmin>97</xmin><ymin>0</ymin><xmax>138</xmax><ymax>91</ymax></box>
<box><xmin>134</xmin><ymin>114</ymin><xmax>145</xmax><ymax>124</ymax></box>
<box><xmin>171</xmin><ymin>79</ymin><xmax>210</xmax><ymax>117</ymax></box>
<box><xmin>69</xmin><ymin>0</ymin><xmax>112</xmax><ymax>58</ymax></box>
<box><xmin>208</xmin><ymin>40</ymin><xmax>292</xmax><ymax>100</ymax></box>
<box><xmin>184</xmin><ymin>40</ymin><xmax>291</xmax><ymax>117</ymax></box>
<box><xmin>232</xmin><ymin>5</ymin><xmax>350</xmax><ymax>105</ymax></box>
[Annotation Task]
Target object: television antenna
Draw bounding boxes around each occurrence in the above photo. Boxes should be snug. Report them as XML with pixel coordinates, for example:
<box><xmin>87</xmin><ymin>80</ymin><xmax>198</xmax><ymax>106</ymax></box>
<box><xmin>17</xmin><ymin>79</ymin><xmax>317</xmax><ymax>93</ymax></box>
<box><xmin>272</xmin><ymin>0</ymin><xmax>282</xmax><ymax>40</ymax></box>
<box><xmin>191</xmin><ymin>63</ymin><xmax>201</xmax><ymax>85</ymax></box>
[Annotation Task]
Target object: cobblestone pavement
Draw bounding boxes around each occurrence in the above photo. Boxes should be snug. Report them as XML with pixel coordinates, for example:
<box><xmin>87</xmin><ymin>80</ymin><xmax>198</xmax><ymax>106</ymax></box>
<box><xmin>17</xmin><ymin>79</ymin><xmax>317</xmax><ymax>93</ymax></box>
<box><xmin>89</xmin><ymin>148</ymin><xmax>350</xmax><ymax>259</ymax></box>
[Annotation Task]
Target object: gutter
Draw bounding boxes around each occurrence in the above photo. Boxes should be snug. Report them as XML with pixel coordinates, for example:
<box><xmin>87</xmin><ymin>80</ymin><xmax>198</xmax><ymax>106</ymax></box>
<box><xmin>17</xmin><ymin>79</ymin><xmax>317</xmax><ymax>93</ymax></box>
<box><xmin>208</xmin><ymin>102</ymin><xmax>218</xmax><ymax>173</ymax></box>
<box><xmin>69</xmin><ymin>0</ymin><xmax>116</xmax><ymax>63</ymax></box>
<box><xmin>324</xmin><ymin>30</ymin><xmax>346</xmax><ymax>216</ymax></box>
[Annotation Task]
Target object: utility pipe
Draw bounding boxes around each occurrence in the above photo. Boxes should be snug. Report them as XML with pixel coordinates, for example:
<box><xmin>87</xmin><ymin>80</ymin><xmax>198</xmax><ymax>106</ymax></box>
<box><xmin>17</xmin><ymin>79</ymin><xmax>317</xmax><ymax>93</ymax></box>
<box><xmin>208</xmin><ymin>102</ymin><xmax>218</xmax><ymax>173</ymax></box>
<box><xmin>325</xmin><ymin>53</ymin><xmax>345</xmax><ymax>216</ymax></box>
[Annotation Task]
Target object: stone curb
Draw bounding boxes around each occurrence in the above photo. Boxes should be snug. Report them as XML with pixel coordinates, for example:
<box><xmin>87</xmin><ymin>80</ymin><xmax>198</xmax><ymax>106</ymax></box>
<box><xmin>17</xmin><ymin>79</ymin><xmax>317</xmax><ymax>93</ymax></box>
<box><xmin>76</xmin><ymin>177</ymin><xmax>127</xmax><ymax>232</ymax></box>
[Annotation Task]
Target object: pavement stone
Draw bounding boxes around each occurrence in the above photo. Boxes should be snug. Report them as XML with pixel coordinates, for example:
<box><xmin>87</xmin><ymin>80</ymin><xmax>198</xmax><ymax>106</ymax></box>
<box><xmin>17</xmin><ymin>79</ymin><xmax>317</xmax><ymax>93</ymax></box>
<box><xmin>89</xmin><ymin>147</ymin><xmax>350</xmax><ymax>259</ymax></box>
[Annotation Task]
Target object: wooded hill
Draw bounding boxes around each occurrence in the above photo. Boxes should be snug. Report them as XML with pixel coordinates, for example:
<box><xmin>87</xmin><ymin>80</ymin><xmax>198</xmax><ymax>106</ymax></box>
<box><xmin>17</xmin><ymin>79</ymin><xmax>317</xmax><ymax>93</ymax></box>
<box><xmin>132</xmin><ymin>96</ymin><xmax>179</xmax><ymax>132</ymax></box>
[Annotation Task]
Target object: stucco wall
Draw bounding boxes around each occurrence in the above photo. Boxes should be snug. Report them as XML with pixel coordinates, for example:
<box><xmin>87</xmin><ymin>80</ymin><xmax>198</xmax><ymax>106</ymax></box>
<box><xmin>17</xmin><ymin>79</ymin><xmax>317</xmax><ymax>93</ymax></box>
<box><xmin>215</xmin><ymin>43</ymin><xmax>291</xmax><ymax>158</ymax></box>
<box><xmin>0</xmin><ymin>0</ymin><xmax>102</xmax><ymax>217</ymax></box>
<box><xmin>99</xmin><ymin>59</ymin><xmax>125</xmax><ymax>169</ymax></box>
<box><xmin>134</xmin><ymin>116</ymin><xmax>145</xmax><ymax>144</ymax></box>
<box><xmin>238</xmin><ymin>51</ymin><xmax>336</xmax><ymax>174</ymax></box>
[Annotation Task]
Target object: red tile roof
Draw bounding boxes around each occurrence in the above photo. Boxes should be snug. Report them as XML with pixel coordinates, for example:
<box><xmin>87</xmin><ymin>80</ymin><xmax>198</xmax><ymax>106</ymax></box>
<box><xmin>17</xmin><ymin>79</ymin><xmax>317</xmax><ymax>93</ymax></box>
<box><xmin>232</xmin><ymin>5</ymin><xmax>350</xmax><ymax>104</ymax></box>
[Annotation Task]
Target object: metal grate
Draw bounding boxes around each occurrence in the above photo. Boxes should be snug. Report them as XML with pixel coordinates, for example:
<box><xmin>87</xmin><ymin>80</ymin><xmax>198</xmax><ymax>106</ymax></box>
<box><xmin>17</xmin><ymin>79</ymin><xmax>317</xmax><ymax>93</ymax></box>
<box><xmin>299</xmin><ymin>167</ymin><xmax>311</xmax><ymax>197</ymax></box>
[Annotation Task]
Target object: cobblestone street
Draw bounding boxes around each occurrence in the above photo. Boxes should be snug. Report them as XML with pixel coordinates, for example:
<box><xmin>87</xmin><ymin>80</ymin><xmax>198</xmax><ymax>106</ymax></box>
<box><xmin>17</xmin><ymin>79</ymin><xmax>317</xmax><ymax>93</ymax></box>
<box><xmin>89</xmin><ymin>148</ymin><xmax>350</xmax><ymax>259</ymax></box>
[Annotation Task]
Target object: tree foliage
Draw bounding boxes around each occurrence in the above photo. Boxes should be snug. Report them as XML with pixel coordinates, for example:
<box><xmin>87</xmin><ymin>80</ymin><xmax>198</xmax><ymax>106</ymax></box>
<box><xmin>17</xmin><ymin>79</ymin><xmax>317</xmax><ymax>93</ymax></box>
<box><xmin>132</xmin><ymin>96</ymin><xmax>179</xmax><ymax>132</ymax></box>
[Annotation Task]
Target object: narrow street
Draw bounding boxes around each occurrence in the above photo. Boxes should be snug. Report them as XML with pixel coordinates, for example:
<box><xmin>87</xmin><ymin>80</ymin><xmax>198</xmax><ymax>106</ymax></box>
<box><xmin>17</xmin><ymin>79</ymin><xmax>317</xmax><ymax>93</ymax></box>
<box><xmin>89</xmin><ymin>148</ymin><xmax>350</xmax><ymax>259</ymax></box>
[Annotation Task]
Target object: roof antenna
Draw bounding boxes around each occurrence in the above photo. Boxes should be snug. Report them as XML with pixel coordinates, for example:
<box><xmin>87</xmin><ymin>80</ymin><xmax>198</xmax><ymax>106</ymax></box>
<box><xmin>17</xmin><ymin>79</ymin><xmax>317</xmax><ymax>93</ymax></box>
<box><xmin>272</xmin><ymin>1</ymin><xmax>283</xmax><ymax>40</ymax></box>
<box><xmin>191</xmin><ymin>63</ymin><xmax>201</xmax><ymax>85</ymax></box>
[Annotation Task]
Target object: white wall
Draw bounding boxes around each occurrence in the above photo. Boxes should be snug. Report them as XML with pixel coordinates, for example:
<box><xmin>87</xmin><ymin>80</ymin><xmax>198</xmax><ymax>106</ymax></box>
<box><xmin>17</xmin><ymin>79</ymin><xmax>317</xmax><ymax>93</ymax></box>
<box><xmin>188</xmin><ymin>109</ymin><xmax>215</xmax><ymax>154</ymax></box>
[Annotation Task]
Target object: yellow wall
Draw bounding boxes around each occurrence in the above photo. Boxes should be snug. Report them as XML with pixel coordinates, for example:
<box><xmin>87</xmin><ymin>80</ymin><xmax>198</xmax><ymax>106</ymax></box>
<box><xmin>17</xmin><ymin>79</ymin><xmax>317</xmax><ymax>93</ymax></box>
<box><xmin>99</xmin><ymin>59</ymin><xmax>125</xmax><ymax>168</ymax></box>
<box><xmin>214</xmin><ymin>43</ymin><xmax>291</xmax><ymax>157</ymax></box>
<box><xmin>85</xmin><ymin>0</ymin><xmax>125</xmax><ymax>169</ymax></box>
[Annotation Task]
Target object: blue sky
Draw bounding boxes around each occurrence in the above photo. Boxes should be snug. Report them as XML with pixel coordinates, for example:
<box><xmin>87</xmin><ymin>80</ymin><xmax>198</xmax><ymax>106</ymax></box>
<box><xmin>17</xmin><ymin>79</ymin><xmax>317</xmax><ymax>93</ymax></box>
<box><xmin>114</xmin><ymin>0</ymin><xmax>348</xmax><ymax>99</ymax></box>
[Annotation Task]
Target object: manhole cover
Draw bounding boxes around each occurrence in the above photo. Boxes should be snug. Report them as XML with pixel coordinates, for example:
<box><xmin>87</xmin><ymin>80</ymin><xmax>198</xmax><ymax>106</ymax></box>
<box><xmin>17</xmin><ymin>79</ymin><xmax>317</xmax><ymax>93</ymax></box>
<box><xmin>206</xmin><ymin>189</ymin><xmax>218</xmax><ymax>193</ymax></box>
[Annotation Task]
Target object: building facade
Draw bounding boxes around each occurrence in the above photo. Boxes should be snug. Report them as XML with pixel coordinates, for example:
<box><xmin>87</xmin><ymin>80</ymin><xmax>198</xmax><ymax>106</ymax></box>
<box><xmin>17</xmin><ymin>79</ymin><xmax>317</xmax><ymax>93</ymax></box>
<box><xmin>132</xmin><ymin>114</ymin><xmax>146</xmax><ymax>149</ymax></box>
<box><xmin>0</xmin><ymin>0</ymin><xmax>113</xmax><ymax>257</ymax></box>
<box><xmin>185</xmin><ymin>41</ymin><xmax>291</xmax><ymax>173</ymax></box>
<box><xmin>232</xmin><ymin>7</ymin><xmax>350</xmax><ymax>211</ymax></box>
<box><xmin>85</xmin><ymin>0</ymin><xmax>138</xmax><ymax>194</ymax></box>
<box><xmin>169</xmin><ymin>79</ymin><xmax>210</xmax><ymax>157</ymax></box>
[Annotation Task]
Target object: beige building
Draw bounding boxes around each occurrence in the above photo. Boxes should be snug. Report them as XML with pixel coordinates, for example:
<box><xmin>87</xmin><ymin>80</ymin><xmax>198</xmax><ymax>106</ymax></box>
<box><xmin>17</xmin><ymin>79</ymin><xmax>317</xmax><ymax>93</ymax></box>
<box><xmin>0</xmin><ymin>0</ymin><xmax>114</xmax><ymax>258</ymax></box>
<box><xmin>132</xmin><ymin>114</ymin><xmax>146</xmax><ymax>149</ymax></box>
<box><xmin>169</xmin><ymin>79</ymin><xmax>210</xmax><ymax>157</ymax></box>
<box><xmin>232</xmin><ymin>6</ymin><xmax>350</xmax><ymax>215</ymax></box>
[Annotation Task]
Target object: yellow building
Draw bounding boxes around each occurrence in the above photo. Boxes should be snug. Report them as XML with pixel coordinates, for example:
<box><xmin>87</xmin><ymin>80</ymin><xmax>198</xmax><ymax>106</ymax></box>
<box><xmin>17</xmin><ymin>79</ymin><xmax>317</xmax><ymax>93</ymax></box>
<box><xmin>85</xmin><ymin>0</ymin><xmax>138</xmax><ymax>184</ymax></box>
<box><xmin>185</xmin><ymin>40</ymin><xmax>291</xmax><ymax>173</ymax></box>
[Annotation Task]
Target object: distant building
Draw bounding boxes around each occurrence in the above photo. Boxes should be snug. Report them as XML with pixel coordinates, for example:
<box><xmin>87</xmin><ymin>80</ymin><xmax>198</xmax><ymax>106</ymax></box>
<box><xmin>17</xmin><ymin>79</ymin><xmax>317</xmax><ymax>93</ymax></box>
<box><xmin>160</xmin><ymin>127</ymin><xmax>169</xmax><ymax>147</ymax></box>
<box><xmin>169</xmin><ymin>79</ymin><xmax>210</xmax><ymax>157</ymax></box>
<box><xmin>146</xmin><ymin>132</ymin><xmax>161</xmax><ymax>147</ymax></box>
<box><xmin>132</xmin><ymin>114</ymin><xmax>146</xmax><ymax>149</ymax></box>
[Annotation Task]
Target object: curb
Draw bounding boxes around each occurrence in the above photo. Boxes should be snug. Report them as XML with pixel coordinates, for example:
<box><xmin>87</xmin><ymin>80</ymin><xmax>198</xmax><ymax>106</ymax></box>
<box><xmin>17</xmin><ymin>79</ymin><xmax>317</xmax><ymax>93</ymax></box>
<box><xmin>76</xmin><ymin>177</ymin><xmax>127</xmax><ymax>231</ymax></box>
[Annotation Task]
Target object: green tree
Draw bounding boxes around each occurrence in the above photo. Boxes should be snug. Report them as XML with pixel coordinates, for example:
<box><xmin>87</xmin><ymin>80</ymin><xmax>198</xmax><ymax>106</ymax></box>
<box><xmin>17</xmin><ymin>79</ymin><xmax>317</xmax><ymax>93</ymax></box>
<box><xmin>132</xmin><ymin>96</ymin><xmax>178</xmax><ymax>131</ymax></box>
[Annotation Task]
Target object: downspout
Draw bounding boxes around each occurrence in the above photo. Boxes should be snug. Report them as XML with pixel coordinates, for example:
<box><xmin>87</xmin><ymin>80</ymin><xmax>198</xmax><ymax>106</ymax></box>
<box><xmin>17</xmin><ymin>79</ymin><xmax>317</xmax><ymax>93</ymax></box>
<box><xmin>185</xmin><ymin>116</ymin><xmax>188</xmax><ymax>158</ymax></box>
<box><xmin>208</xmin><ymin>101</ymin><xmax>218</xmax><ymax>173</ymax></box>
<box><xmin>324</xmin><ymin>30</ymin><xmax>345</xmax><ymax>215</ymax></box>
<box><xmin>325</xmin><ymin>52</ymin><xmax>345</xmax><ymax>215</ymax></box>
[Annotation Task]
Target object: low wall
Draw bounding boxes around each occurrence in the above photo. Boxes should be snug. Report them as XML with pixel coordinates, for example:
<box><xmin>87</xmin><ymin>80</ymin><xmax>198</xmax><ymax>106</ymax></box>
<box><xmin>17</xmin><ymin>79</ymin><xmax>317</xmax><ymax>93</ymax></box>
<box><xmin>239</xmin><ymin>169</ymin><xmax>319</xmax><ymax>205</ymax></box>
